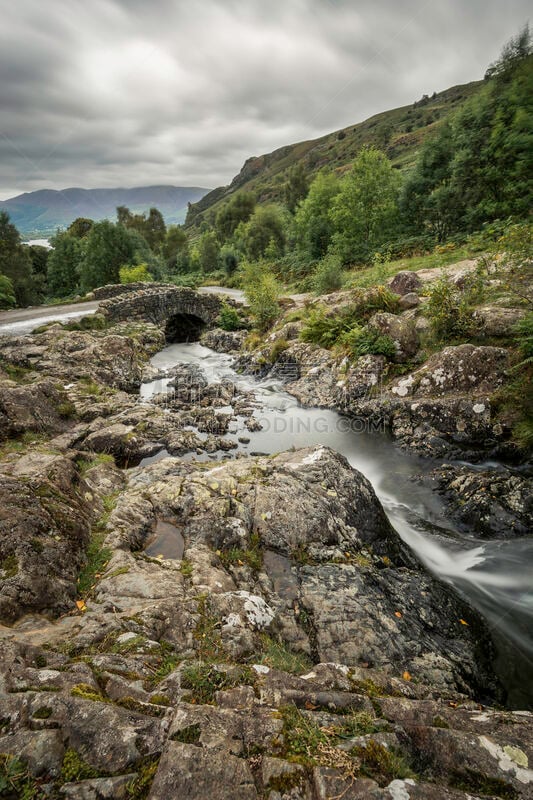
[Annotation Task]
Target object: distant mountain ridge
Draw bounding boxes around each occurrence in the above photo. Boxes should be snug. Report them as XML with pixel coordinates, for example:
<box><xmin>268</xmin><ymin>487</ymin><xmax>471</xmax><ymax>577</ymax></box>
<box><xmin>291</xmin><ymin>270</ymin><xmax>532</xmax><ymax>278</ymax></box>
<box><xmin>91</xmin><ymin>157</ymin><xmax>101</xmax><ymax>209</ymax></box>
<box><xmin>0</xmin><ymin>185</ymin><xmax>210</xmax><ymax>237</ymax></box>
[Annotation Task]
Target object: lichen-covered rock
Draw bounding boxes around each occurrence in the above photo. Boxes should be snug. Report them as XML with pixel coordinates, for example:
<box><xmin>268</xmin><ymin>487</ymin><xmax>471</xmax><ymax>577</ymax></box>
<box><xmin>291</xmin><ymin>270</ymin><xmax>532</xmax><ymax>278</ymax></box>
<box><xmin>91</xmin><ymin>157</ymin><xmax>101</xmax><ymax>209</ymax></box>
<box><xmin>201</xmin><ymin>327</ymin><xmax>247</xmax><ymax>353</ymax></box>
<box><xmin>0</xmin><ymin>379</ymin><xmax>73</xmax><ymax>442</ymax></box>
<box><xmin>389</xmin><ymin>271</ymin><xmax>422</xmax><ymax>295</ymax></box>
<box><xmin>100</xmin><ymin>446</ymin><xmax>501</xmax><ymax>699</ymax></box>
<box><xmin>422</xmin><ymin>464</ymin><xmax>533</xmax><ymax>538</ymax></box>
<box><xmin>0</xmin><ymin>454</ymin><xmax>95</xmax><ymax>623</ymax></box>
<box><xmin>368</xmin><ymin>312</ymin><xmax>420</xmax><ymax>362</ymax></box>
<box><xmin>390</xmin><ymin>344</ymin><xmax>510</xmax><ymax>398</ymax></box>
<box><xmin>472</xmin><ymin>305</ymin><xmax>527</xmax><ymax>337</ymax></box>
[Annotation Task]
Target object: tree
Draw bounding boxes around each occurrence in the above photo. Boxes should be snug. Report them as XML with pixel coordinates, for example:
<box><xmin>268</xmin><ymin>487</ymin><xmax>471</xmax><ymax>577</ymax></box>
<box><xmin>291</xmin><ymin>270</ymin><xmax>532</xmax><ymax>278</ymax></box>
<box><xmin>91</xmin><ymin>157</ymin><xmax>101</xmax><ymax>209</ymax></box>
<box><xmin>162</xmin><ymin>225</ymin><xmax>189</xmax><ymax>271</ymax></box>
<box><xmin>78</xmin><ymin>221</ymin><xmax>136</xmax><ymax>292</ymax></box>
<box><xmin>28</xmin><ymin>245</ymin><xmax>50</xmax><ymax>299</ymax></box>
<box><xmin>244</xmin><ymin>205</ymin><xmax>286</xmax><ymax>261</ymax></box>
<box><xmin>284</xmin><ymin>163</ymin><xmax>309</xmax><ymax>213</ymax></box>
<box><xmin>47</xmin><ymin>232</ymin><xmax>82</xmax><ymax>298</ymax></box>
<box><xmin>219</xmin><ymin>244</ymin><xmax>240</xmax><ymax>276</ymax></box>
<box><xmin>485</xmin><ymin>24</ymin><xmax>531</xmax><ymax>80</ymax></box>
<box><xmin>293</xmin><ymin>172</ymin><xmax>340</xmax><ymax>258</ymax></box>
<box><xmin>400</xmin><ymin>123</ymin><xmax>461</xmax><ymax>240</ymax></box>
<box><xmin>0</xmin><ymin>212</ymin><xmax>35</xmax><ymax>306</ymax></box>
<box><xmin>331</xmin><ymin>147</ymin><xmax>401</xmax><ymax>264</ymax></box>
<box><xmin>196</xmin><ymin>231</ymin><xmax>220</xmax><ymax>273</ymax></box>
<box><xmin>215</xmin><ymin>192</ymin><xmax>256</xmax><ymax>242</ymax></box>
<box><xmin>144</xmin><ymin>207</ymin><xmax>166</xmax><ymax>251</ymax></box>
<box><xmin>402</xmin><ymin>28</ymin><xmax>532</xmax><ymax>236</ymax></box>
<box><xmin>67</xmin><ymin>217</ymin><xmax>94</xmax><ymax>239</ymax></box>
<box><xmin>0</xmin><ymin>274</ymin><xmax>15</xmax><ymax>309</ymax></box>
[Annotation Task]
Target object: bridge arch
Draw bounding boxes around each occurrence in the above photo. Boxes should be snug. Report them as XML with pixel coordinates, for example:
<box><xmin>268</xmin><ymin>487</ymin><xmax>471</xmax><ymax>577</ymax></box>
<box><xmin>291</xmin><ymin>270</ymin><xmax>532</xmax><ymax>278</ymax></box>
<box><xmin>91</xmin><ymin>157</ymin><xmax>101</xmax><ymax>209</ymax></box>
<box><xmin>98</xmin><ymin>285</ymin><xmax>223</xmax><ymax>341</ymax></box>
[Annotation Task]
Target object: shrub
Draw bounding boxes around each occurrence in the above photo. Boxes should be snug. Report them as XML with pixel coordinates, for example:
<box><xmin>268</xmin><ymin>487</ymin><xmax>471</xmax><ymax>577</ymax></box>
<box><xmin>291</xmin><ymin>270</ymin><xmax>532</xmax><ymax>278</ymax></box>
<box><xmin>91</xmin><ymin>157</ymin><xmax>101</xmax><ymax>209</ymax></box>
<box><xmin>340</xmin><ymin>325</ymin><xmax>396</xmax><ymax>358</ymax></box>
<box><xmin>119</xmin><ymin>263</ymin><xmax>153</xmax><ymax>284</ymax></box>
<box><xmin>300</xmin><ymin>307</ymin><xmax>348</xmax><ymax>348</ymax></box>
<box><xmin>300</xmin><ymin>287</ymin><xmax>399</xmax><ymax>350</ymax></box>
<box><xmin>242</xmin><ymin>262</ymin><xmax>281</xmax><ymax>332</ymax></box>
<box><xmin>312</xmin><ymin>254</ymin><xmax>344</xmax><ymax>294</ymax></box>
<box><xmin>426</xmin><ymin>277</ymin><xmax>475</xmax><ymax>341</ymax></box>
<box><xmin>169</xmin><ymin>272</ymin><xmax>201</xmax><ymax>289</ymax></box>
<box><xmin>217</xmin><ymin>302</ymin><xmax>246</xmax><ymax>331</ymax></box>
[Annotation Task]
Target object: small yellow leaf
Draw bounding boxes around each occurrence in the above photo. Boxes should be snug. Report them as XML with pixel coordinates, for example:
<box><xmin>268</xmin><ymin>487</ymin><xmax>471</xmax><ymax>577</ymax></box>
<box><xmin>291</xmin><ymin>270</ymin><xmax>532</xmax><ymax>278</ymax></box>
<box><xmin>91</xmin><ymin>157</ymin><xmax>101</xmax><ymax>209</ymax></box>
<box><xmin>459</xmin><ymin>619</ymin><xmax>469</xmax><ymax>626</ymax></box>
<box><xmin>402</xmin><ymin>671</ymin><xmax>412</xmax><ymax>681</ymax></box>
<box><xmin>394</xmin><ymin>611</ymin><xmax>402</xmax><ymax>619</ymax></box>
<box><xmin>75</xmin><ymin>600</ymin><xmax>87</xmax><ymax>612</ymax></box>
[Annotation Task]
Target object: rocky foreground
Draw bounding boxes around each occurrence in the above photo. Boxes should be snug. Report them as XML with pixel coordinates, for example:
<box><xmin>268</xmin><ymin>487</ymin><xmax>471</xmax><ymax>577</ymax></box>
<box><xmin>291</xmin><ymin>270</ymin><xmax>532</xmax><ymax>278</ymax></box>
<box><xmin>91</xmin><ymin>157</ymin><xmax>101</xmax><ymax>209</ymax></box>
<box><xmin>0</xmin><ymin>284</ymin><xmax>532</xmax><ymax>798</ymax></box>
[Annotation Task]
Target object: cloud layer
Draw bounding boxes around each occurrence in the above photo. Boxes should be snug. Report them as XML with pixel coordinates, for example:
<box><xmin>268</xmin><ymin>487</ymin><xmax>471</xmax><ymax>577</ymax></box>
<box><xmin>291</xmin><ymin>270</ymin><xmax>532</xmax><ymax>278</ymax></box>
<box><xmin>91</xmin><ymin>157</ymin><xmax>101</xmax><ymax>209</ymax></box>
<box><xmin>1</xmin><ymin>0</ymin><xmax>530</xmax><ymax>198</ymax></box>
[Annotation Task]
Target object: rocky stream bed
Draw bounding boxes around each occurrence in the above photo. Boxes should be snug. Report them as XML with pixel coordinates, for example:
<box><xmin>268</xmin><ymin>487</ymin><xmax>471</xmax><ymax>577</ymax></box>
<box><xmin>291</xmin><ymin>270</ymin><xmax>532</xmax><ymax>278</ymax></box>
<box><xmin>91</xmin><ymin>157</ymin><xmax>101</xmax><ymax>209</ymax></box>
<box><xmin>0</xmin><ymin>285</ymin><xmax>531</xmax><ymax>799</ymax></box>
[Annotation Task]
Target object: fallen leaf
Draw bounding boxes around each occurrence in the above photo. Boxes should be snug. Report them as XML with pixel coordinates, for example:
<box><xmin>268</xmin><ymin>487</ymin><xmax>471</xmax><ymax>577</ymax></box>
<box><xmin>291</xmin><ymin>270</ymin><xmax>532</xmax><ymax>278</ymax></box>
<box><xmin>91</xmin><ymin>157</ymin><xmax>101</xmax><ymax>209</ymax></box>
<box><xmin>395</xmin><ymin>611</ymin><xmax>402</xmax><ymax>618</ymax></box>
<box><xmin>75</xmin><ymin>600</ymin><xmax>86</xmax><ymax>612</ymax></box>
<box><xmin>402</xmin><ymin>671</ymin><xmax>412</xmax><ymax>681</ymax></box>
<box><xmin>459</xmin><ymin>619</ymin><xmax>469</xmax><ymax>626</ymax></box>
<box><xmin>305</xmin><ymin>701</ymin><xmax>318</xmax><ymax>710</ymax></box>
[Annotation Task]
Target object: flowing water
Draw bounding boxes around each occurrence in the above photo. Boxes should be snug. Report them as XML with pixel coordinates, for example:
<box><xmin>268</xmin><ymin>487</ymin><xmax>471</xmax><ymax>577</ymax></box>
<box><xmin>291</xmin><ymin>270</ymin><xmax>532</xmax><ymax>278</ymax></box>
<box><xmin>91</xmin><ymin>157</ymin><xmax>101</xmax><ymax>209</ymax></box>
<box><xmin>142</xmin><ymin>342</ymin><xmax>533</xmax><ymax>707</ymax></box>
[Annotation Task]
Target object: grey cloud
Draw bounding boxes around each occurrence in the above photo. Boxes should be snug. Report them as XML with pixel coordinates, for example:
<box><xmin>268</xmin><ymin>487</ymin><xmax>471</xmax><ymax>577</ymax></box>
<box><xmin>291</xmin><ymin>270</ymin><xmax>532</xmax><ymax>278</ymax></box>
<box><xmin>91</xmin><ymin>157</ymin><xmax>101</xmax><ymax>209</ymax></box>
<box><xmin>0</xmin><ymin>0</ymin><xmax>530</xmax><ymax>198</ymax></box>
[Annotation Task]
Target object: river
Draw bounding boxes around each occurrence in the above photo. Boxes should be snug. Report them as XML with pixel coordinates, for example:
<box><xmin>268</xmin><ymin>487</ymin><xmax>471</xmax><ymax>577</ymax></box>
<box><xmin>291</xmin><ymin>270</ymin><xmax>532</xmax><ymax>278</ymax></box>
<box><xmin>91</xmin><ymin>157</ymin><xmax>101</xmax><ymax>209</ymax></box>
<box><xmin>141</xmin><ymin>341</ymin><xmax>533</xmax><ymax>708</ymax></box>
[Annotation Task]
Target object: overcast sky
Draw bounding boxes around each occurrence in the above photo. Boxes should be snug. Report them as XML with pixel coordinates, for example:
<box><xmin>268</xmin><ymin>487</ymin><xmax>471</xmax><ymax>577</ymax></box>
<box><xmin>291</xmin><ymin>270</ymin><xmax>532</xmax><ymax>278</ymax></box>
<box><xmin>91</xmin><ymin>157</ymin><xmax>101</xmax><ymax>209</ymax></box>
<box><xmin>0</xmin><ymin>0</ymin><xmax>529</xmax><ymax>199</ymax></box>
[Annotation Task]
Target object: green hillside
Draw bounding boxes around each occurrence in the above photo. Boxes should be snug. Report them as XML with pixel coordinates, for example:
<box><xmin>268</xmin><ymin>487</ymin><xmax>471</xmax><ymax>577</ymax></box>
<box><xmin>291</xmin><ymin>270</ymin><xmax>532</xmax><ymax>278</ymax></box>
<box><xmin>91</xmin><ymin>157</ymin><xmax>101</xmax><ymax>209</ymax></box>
<box><xmin>186</xmin><ymin>79</ymin><xmax>483</xmax><ymax>229</ymax></box>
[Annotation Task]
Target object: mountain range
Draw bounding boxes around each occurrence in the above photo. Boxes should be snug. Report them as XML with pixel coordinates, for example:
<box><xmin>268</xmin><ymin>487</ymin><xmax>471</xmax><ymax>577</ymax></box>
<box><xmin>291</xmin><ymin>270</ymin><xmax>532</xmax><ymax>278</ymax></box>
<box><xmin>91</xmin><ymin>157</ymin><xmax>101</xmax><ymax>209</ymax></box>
<box><xmin>0</xmin><ymin>185</ymin><xmax>210</xmax><ymax>238</ymax></box>
<box><xmin>185</xmin><ymin>78</ymin><xmax>483</xmax><ymax>229</ymax></box>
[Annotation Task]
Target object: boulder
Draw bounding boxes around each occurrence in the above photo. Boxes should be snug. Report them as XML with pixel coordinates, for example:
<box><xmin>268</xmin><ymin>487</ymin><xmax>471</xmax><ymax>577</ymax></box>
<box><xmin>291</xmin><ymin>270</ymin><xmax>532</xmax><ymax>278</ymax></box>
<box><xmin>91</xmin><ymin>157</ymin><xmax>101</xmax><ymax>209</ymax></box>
<box><xmin>389</xmin><ymin>271</ymin><xmax>422</xmax><ymax>295</ymax></box>
<box><xmin>391</xmin><ymin>344</ymin><xmax>510</xmax><ymax>398</ymax></box>
<box><xmin>423</xmin><ymin>464</ymin><xmax>533</xmax><ymax>538</ymax></box>
<box><xmin>399</xmin><ymin>292</ymin><xmax>420</xmax><ymax>310</ymax></box>
<box><xmin>472</xmin><ymin>305</ymin><xmax>527</xmax><ymax>337</ymax></box>
<box><xmin>368</xmin><ymin>312</ymin><xmax>420</xmax><ymax>362</ymax></box>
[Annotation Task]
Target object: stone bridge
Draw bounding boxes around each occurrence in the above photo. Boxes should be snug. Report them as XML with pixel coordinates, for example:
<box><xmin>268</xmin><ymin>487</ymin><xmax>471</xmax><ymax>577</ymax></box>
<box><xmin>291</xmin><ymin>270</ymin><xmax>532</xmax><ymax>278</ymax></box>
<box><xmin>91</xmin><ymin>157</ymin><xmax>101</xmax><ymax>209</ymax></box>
<box><xmin>98</xmin><ymin>285</ymin><xmax>223</xmax><ymax>342</ymax></box>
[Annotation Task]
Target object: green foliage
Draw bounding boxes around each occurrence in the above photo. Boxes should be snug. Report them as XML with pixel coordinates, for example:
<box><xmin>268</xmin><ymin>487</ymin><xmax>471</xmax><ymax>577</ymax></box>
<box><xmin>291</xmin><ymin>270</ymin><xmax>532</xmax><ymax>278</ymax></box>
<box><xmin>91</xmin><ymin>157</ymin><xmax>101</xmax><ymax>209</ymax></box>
<box><xmin>181</xmin><ymin>662</ymin><xmax>256</xmax><ymax>704</ymax></box>
<box><xmin>46</xmin><ymin>232</ymin><xmax>83</xmax><ymax>298</ymax></box>
<box><xmin>195</xmin><ymin>231</ymin><xmax>220</xmax><ymax>273</ymax></box>
<box><xmin>340</xmin><ymin>325</ymin><xmax>396</xmax><ymax>358</ymax></box>
<box><xmin>243</xmin><ymin>261</ymin><xmax>281</xmax><ymax>332</ymax></box>
<box><xmin>217</xmin><ymin>301</ymin><xmax>247</xmax><ymax>331</ymax></box>
<box><xmin>0</xmin><ymin>273</ymin><xmax>15</xmax><ymax>309</ymax></box>
<box><xmin>492</xmin><ymin>221</ymin><xmax>533</xmax><ymax>306</ymax></box>
<box><xmin>219</xmin><ymin>244</ymin><xmax>240</xmax><ymax>276</ymax></box>
<box><xmin>353</xmin><ymin>740</ymin><xmax>415</xmax><ymax>785</ymax></box>
<box><xmin>331</xmin><ymin>147</ymin><xmax>401</xmax><ymax>264</ymax></box>
<box><xmin>258</xmin><ymin>635</ymin><xmax>313</xmax><ymax>674</ymax></box>
<box><xmin>0</xmin><ymin>755</ymin><xmax>42</xmax><ymax>799</ymax></box>
<box><xmin>284</xmin><ymin>163</ymin><xmax>309</xmax><ymax>213</ymax></box>
<box><xmin>67</xmin><ymin>217</ymin><xmax>94</xmax><ymax>238</ymax></box>
<box><xmin>61</xmin><ymin>748</ymin><xmax>99</xmax><ymax>782</ymax></box>
<box><xmin>0</xmin><ymin>211</ymin><xmax>36</xmax><ymax>305</ymax></box>
<box><xmin>426</xmin><ymin>277</ymin><xmax>476</xmax><ymax>341</ymax></box>
<box><xmin>243</xmin><ymin>205</ymin><xmax>286</xmax><ymax>260</ymax></box>
<box><xmin>215</xmin><ymin>192</ymin><xmax>256</xmax><ymax>240</ymax></box>
<box><xmin>312</xmin><ymin>253</ymin><xmax>344</xmax><ymax>294</ymax></box>
<box><xmin>169</xmin><ymin>272</ymin><xmax>201</xmax><ymax>289</ymax></box>
<box><xmin>293</xmin><ymin>171</ymin><xmax>340</xmax><ymax>259</ymax></box>
<box><xmin>277</xmin><ymin>705</ymin><xmax>330</xmax><ymax>765</ymax></box>
<box><xmin>300</xmin><ymin>287</ymin><xmax>399</xmax><ymax>350</ymax></box>
<box><xmin>77</xmin><ymin>525</ymin><xmax>112</xmax><ymax>598</ymax></box>
<box><xmin>162</xmin><ymin>225</ymin><xmax>188</xmax><ymax>271</ymax></box>
<box><xmin>119</xmin><ymin>263</ymin><xmax>154</xmax><ymax>284</ymax></box>
<box><xmin>78</xmin><ymin>221</ymin><xmax>137</xmax><ymax>292</ymax></box>
<box><xmin>126</xmin><ymin>757</ymin><xmax>160</xmax><ymax>800</ymax></box>
<box><xmin>218</xmin><ymin>532</ymin><xmax>262</xmax><ymax>572</ymax></box>
<box><xmin>403</xmin><ymin>30</ymin><xmax>532</xmax><ymax>237</ymax></box>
